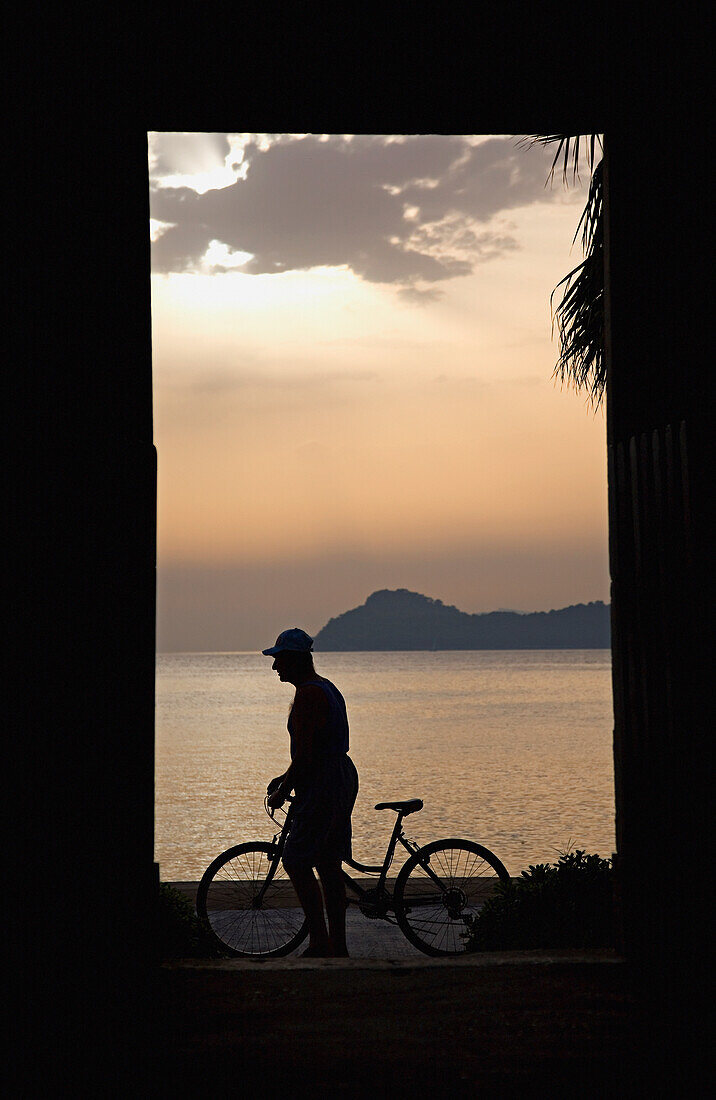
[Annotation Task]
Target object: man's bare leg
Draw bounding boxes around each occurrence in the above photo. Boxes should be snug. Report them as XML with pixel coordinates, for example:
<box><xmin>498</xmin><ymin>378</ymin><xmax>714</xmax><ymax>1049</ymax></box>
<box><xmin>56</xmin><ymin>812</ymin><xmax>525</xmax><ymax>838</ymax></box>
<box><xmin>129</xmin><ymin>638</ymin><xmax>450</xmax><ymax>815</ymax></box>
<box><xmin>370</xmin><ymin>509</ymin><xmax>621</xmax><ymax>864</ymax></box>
<box><xmin>317</xmin><ymin>861</ymin><xmax>349</xmax><ymax>957</ymax></box>
<box><xmin>285</xmin><ymin>863</ymin><xmax>331</xmax><ymax>955</ymax></box>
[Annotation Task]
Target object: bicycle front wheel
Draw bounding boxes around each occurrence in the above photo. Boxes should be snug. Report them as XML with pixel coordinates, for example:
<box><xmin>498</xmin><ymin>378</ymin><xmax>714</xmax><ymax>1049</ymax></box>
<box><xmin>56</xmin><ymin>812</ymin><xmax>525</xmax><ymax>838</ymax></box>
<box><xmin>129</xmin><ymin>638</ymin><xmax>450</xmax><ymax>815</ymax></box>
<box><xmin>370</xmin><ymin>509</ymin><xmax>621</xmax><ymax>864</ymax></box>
<box><xmin>394</xmin><ymin>839</ymin><xmax>510</xmax><ymax>957</ymax></box>
<box><xmin>196</xmin><ymin>842</ymin><xmax>308</xmax><ymax>958</ymax></box>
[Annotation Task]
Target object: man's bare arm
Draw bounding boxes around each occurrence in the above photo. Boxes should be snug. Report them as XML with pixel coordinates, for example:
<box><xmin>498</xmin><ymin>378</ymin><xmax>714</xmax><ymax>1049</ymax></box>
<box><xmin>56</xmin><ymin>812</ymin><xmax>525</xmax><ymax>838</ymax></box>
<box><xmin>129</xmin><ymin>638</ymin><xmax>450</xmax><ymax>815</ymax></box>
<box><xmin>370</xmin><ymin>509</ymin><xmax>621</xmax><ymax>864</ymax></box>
<box><xmin>268</xmin><ymin>685</ymin><xmax>329</xmax><ymax>804</ymax></box>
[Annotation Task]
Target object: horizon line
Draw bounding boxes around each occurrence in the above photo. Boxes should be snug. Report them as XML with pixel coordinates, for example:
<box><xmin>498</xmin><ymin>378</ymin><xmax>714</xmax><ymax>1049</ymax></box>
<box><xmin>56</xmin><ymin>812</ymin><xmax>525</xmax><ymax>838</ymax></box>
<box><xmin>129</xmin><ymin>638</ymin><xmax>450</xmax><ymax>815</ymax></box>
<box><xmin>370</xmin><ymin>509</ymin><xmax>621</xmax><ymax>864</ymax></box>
<box><xmin>156</xmin><ymin>646</ymin><xmax>613</xmax><ymax>656</ymax></box>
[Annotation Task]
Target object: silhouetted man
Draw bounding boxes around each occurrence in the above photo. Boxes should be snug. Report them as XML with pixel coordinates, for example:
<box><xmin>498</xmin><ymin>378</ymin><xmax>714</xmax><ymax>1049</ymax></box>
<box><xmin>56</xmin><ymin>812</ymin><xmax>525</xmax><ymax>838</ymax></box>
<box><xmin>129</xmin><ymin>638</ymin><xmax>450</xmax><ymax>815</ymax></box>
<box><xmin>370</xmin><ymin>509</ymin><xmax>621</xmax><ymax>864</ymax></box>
<box><xmin>264</xmin><ymin>628</ymin><xmax>359</xmax><ymax>957</ymax></box>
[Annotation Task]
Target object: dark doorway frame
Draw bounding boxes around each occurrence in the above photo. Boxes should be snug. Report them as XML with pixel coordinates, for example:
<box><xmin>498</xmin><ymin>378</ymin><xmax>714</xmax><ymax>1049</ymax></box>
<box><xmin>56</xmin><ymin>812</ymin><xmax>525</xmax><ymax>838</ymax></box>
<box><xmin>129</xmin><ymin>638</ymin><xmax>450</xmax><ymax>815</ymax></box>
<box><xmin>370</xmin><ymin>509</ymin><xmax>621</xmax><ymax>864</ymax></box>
<box><xmin>14</xmin><ymin>13</ymin><xmax>709</xmax><ymax>1092</ymax></box>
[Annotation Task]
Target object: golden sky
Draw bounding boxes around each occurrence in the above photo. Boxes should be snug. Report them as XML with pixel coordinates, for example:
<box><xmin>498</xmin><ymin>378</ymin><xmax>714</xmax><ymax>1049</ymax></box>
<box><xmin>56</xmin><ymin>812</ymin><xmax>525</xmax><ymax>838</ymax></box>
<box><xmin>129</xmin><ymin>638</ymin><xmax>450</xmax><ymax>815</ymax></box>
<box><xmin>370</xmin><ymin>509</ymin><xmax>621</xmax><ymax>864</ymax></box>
<box><xmin>149</xmin><ymin>134</ymin><xmax>608</xmax><ymax>651</ymax></box>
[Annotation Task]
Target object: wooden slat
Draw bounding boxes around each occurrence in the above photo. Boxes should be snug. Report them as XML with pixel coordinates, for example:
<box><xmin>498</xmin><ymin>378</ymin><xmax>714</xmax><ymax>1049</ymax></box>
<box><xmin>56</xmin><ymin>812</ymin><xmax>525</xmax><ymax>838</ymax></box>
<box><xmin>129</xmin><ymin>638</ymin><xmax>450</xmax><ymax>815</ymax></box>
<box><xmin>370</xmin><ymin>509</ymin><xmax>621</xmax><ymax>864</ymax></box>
<box><xmin>628</xmin><ymin>435</ymin><xmax>642</xmax><ymax>578</ymax></box>
<box><xmin>609</xmin><ymin>419</ymin><xmax>696</xmax><ymax>957</ymax></box>
<box><xmin>679</xmin><ymin>421</ymin><xmax>693</xmax><ymax>571</ymax></box>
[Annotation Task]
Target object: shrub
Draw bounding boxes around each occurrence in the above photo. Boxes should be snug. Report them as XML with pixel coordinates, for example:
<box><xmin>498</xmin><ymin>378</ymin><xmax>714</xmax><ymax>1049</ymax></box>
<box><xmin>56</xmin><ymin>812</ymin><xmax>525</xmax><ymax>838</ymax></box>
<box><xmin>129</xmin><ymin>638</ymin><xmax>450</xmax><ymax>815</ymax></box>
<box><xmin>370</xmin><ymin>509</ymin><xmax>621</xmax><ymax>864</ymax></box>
<box><xmin>465</xmin><ymin>849</ymin><xmax>615</xmax><ymax>951</ymax></box>
<box><xmin>156</xmin><ymin>883</ymin><xmax>228</xmax><ymax>960</ymax></box>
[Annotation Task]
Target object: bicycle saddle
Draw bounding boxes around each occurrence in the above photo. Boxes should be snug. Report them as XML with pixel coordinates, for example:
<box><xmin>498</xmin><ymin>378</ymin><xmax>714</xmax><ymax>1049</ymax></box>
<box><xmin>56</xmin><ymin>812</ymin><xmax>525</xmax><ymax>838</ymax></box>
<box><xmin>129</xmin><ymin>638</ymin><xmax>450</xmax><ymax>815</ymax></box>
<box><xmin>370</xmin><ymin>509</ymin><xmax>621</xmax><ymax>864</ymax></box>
<box><xmin>374</xmin><ymin>798</ymin><xmax>423</xmax><ymax>815</ymax></box>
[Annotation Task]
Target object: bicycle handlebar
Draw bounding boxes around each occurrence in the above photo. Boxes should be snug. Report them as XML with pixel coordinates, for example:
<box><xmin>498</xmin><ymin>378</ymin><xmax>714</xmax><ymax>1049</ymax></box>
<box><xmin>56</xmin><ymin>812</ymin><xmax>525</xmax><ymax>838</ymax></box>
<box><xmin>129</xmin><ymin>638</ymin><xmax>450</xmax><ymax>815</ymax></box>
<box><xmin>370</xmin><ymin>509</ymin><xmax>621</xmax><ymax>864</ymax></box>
<box><xmin>264</xmin><ymin>791</ymin><xmax>294</xmax><ymax>821</ymax></box>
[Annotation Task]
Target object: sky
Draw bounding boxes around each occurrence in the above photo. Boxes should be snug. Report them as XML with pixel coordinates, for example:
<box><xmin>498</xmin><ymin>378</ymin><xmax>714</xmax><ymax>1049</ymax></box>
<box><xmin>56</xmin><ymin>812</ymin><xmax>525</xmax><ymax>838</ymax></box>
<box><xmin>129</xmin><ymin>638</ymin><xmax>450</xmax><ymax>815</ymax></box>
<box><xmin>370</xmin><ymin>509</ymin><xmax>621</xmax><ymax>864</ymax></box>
<box><xmin>149</xmin><ymin>133</ymin><xmax>609</xmax><ymax>653</ymax></box>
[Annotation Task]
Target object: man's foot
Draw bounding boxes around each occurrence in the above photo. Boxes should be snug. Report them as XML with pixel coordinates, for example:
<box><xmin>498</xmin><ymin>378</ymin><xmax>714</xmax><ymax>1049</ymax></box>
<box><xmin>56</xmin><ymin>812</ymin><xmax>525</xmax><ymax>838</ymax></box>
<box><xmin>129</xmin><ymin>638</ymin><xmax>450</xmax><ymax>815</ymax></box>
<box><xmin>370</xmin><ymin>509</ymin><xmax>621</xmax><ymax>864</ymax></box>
<box><xmin>300</xmin><ymin>943</ymin><xmax>332</xmax><ymax>957</ymax></box>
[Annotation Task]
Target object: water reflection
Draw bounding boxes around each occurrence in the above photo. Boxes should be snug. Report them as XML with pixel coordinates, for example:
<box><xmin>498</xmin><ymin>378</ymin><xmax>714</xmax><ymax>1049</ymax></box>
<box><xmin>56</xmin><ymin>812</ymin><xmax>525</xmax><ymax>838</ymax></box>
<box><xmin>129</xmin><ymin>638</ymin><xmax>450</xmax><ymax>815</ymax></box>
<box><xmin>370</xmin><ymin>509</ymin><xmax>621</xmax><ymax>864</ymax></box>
<box><xmin>155</xmin><ymin>650</ymin><xmax>614</xmax><ymax>879</ymax></box>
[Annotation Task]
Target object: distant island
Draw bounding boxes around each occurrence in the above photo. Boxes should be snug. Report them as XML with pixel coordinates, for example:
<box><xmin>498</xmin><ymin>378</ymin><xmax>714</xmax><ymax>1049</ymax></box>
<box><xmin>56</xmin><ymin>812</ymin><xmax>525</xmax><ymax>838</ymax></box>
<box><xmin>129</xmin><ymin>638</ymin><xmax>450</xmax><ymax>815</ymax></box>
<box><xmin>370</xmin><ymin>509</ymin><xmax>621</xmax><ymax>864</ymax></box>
<box><xmin>313</xmin><ymin>589</ymin><xmax>611</xmax><ymax>650</ymax></box>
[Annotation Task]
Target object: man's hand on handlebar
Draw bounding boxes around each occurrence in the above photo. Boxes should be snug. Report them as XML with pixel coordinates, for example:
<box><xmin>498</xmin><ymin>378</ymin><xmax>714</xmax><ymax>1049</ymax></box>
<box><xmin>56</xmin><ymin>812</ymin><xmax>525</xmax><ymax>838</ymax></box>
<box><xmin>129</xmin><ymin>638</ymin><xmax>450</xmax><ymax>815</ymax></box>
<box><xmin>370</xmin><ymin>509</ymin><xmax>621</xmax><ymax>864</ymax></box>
<box><xmin>266</xmin><ymin>774</ymin><xmax>288</xmax><ymax>811</ymax></box>
<box><xmin>267</xmin><ymin>787</ymin><xmax>286</xmax><ymax>810</ymax></box>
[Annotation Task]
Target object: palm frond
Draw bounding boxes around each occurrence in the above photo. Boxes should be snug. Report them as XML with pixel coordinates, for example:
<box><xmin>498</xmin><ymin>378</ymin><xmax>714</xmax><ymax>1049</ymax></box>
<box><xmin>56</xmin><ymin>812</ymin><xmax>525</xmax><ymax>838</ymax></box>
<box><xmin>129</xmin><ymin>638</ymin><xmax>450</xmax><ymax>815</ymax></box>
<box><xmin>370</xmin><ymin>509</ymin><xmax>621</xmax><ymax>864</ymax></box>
<box><xmin>517</xmin><ymin>135</ymin><xmax>605</xmax><ymax>406</ymax></box>
<box><xmin>550</xmin><ymin>160</ymin><xmax>604</xmax><ymax>406</ymax></box>
<box><xmin>515</xmin><ymin>134</ymin><xmax>603</xmax><ymax>186</ymax></box>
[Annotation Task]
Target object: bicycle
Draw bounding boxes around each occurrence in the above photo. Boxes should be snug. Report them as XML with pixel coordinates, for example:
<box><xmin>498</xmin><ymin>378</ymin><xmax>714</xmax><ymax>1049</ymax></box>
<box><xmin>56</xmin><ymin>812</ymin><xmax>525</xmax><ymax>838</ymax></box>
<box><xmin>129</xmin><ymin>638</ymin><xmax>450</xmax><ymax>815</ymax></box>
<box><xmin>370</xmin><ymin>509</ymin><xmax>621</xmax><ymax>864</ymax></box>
<box><xmin>196</xmin><ymin>793</ymin><xmax>510</xmax><ymax>959</ymax></box>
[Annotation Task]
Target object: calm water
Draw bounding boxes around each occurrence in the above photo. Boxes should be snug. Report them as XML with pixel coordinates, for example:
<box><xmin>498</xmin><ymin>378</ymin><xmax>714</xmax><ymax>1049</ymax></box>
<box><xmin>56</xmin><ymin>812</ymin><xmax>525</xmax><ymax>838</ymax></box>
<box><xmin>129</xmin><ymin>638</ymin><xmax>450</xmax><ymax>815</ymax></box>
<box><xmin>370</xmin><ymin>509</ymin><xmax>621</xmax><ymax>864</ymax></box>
<box><xmin>155</xmin><ymin>650</ymin><xmax>615</xmax><ymax>880</ymax></box>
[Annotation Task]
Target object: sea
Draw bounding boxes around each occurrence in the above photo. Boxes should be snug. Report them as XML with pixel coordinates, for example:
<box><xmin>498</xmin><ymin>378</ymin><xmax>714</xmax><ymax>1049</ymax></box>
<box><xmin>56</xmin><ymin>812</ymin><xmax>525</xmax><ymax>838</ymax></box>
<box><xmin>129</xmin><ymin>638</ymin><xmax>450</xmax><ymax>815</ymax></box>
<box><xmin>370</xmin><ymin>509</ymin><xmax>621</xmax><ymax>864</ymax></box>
<box><xmin>155</xmin><ymin>649</ymin><xmax>615</xmax><ymax>881</ymax></box>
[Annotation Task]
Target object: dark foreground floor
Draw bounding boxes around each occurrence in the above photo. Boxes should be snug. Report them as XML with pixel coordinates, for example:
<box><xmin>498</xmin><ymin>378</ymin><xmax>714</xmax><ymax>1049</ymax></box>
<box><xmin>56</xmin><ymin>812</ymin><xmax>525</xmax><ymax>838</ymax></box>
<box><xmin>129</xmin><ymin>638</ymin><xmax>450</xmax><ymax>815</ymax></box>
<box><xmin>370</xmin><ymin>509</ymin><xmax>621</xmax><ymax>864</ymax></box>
<box><xmin>149</xmin><ymin>951</ymin><xmax>654</xmax><ymax>1096</ymax></box>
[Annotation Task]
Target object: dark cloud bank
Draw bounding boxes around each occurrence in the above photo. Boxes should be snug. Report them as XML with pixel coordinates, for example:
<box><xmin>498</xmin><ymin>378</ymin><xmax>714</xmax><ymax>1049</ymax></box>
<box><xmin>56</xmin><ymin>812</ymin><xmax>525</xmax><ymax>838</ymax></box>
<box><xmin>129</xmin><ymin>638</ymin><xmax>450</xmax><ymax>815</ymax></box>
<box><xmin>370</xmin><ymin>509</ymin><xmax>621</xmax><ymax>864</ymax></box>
<box><xmin>150</xmin><ymin>135</ymin><xmax>575</xmax><ymax>300</ymax></box>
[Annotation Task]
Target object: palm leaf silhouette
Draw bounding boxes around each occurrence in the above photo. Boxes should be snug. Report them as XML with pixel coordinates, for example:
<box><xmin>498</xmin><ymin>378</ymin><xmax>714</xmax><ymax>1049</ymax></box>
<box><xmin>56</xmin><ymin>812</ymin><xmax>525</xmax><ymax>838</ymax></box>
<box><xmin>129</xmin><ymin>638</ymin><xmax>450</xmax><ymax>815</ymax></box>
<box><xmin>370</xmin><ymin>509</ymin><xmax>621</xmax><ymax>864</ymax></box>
<box><xmin>517</xmin><ymin>135</ymin><xmax>605</xmax><ymax>407</ymax></box>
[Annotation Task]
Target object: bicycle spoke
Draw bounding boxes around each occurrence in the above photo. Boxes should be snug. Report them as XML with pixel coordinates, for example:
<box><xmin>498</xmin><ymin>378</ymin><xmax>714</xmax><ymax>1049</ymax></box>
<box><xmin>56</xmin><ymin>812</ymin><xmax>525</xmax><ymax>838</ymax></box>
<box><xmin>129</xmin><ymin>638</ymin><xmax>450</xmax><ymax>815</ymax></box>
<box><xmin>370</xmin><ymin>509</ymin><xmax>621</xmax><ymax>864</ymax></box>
<box><xmin>395</xmin><ymin>841</ymin><xmax>509</xmax><ymax>957</ymax></box>
<box><xmin>199</xmin><ymin>843</ymin><xmax>307</xmax><ymax>957</ymax></box>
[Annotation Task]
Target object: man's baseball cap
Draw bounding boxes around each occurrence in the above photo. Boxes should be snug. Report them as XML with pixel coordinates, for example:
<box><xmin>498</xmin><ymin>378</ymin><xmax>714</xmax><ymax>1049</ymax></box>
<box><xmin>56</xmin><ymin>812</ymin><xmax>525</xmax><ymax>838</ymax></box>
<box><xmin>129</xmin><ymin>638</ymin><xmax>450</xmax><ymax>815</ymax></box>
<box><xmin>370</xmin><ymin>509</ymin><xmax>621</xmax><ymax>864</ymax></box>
<box><xmin>262</xmin><ymin>628</ymin><xmax>314</xmax><ymax>656</ymax></box>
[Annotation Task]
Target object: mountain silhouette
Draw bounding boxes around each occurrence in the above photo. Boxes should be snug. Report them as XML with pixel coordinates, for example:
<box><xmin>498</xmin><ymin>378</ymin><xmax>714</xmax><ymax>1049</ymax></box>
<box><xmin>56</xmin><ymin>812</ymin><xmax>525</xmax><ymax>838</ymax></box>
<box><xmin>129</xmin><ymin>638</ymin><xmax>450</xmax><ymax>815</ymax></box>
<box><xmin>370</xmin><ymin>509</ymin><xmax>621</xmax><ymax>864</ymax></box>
<box><xmin>313</xmin><ymin>589</ymin><xmax>610</xmax><ymax>650</ymax></box>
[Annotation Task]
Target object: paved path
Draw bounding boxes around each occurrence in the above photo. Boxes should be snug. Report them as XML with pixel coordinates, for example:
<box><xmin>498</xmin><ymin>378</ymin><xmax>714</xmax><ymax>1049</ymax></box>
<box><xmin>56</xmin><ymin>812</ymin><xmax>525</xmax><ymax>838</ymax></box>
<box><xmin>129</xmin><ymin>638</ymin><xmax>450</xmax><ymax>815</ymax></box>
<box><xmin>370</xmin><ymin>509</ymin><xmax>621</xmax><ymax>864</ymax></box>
<box><xmin>170</xmin><ymin>881</ymin><xmax>446</xmax><ymax>958</ymax></box>
<box><xmin>310</xmin><ymin>908</ymin><xmax>422</xmax><ymax>957</ymax></box>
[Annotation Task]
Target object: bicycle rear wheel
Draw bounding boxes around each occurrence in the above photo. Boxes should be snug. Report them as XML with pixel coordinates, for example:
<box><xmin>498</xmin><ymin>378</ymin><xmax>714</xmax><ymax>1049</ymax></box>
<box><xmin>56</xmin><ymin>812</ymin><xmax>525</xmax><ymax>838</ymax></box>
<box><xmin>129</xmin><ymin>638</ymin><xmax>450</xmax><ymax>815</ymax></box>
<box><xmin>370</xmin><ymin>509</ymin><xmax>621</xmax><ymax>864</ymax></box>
<box><xmin>196</xmin><ymin>842</ymin><xmax>308</xmax><ymax>958</ymax></box>
<box><xmin>393</xmin><ymin>839</ymin><xmax>510</xmax><ymax>957</ymax></box>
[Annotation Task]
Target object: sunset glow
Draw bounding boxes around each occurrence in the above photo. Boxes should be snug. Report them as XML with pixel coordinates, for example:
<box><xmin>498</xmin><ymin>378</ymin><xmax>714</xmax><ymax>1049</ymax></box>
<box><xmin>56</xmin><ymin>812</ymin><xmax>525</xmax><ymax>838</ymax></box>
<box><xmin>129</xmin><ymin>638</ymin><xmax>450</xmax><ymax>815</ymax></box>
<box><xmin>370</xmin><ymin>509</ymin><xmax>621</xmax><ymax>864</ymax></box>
<box><xmin>149</xmin><ymin>134</ymin><xmax>608</xmax><ymax>651</ymax></box>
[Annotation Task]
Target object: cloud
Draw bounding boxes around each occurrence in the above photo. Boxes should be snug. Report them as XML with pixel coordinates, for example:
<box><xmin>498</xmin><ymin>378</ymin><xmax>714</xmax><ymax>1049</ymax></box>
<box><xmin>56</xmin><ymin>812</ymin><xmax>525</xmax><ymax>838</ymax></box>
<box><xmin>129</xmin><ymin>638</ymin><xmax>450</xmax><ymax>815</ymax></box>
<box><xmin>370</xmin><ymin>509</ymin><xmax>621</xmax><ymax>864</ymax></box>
<box><xmin>398</xmin><ymin>286</ymin><xmax>444</xmax><ymax>304</ymax></box>
<box><xmin>161</xmin><ymin>366</ymin><xmax>379</xmax><ymax>399</ymax></box>
<box><xmin>149</xmin><ymin>135</ymin><xmax>579</xmax><ymax>296</ymax></box>
<box><xmin>433</xmin><ymin>373</ymin><xmax>543</xmax><ymax>388</ymax></box>
<box><xmin>149</xmin><ymin>132</ymin><xmax>231</xmax><ymax>178</ymax></box>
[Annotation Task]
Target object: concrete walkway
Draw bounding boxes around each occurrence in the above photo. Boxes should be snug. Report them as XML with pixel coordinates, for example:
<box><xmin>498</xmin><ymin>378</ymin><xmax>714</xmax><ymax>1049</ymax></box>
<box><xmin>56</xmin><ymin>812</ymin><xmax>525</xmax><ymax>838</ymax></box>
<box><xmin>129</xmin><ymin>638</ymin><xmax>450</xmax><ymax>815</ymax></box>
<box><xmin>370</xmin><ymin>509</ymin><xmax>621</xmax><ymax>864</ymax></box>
<box><xmin>156</xmin><ymin>886</ymin><xmax>677</xmax><ymax>1093</ymax></box>
<box><xmin>321</xmin><ymin>908</ymin><xmax>423</xmax><ymax>957</ymax></box>
<box><xmin>169</xmin><ymin>880</ymin><xmax>471</xmax><ymax>958</ymax></box>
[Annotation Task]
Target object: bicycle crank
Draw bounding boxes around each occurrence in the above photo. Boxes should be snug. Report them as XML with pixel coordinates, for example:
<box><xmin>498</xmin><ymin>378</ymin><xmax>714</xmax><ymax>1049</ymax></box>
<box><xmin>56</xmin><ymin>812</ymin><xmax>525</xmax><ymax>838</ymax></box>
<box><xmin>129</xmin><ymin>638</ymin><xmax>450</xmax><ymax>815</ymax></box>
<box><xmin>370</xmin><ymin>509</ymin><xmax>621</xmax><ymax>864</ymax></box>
<box><xmin>358</xmin><ymin>887</ymin><xmax>391</xmax><ymax>919</ymax></box>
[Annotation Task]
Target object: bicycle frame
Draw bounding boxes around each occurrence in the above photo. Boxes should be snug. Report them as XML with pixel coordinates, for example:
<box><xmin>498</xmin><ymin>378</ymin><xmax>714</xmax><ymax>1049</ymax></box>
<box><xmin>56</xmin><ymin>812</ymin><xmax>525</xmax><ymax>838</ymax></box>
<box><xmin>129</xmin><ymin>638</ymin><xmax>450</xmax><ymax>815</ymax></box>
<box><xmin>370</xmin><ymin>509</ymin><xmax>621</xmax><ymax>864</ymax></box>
<box><xmin>260</xmin><ymin>799</ymin><xmax>440</xmax><ymax>915</ymax></box>
<box><xmin>343</xmin><ymin>807</ymin><xmax>427</xmax><ymax>906</ymax></box>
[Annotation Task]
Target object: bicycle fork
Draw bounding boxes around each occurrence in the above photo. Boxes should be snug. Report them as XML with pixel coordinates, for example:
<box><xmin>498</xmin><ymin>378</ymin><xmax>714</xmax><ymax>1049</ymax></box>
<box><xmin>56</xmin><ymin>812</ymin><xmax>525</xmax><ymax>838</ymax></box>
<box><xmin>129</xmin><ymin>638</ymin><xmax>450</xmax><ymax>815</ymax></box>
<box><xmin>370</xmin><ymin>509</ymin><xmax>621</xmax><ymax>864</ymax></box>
<box><xmin>251</xmin><ymin>830</ymin><xmax>286</xmax><ymax>908</ymax></box>
<box><xmin>399</xmin><ymin>833</ymin><xmax>469</xmax><ymax>919</ymax></box>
